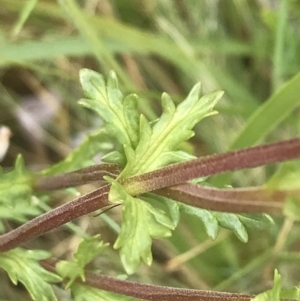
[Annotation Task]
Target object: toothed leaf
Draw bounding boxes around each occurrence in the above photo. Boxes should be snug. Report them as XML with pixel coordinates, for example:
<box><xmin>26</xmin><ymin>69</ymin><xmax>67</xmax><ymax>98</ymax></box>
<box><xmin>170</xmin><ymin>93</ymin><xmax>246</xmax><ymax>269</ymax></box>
<box><xmin>79</xmin><ymin>70</ymin><xmax>225</xmax><ymax>273</ymax></box>
<box><xmin>79</xmin><ymin>69</ymin><xmax>139</xmax><ymax>150</ymax></box>
<box><xmin>181</xmin><ymin>204</ymin><xmax>274</xmax><ymax>242</ymax></box>
<box><xmin>108</xmin><ymin>179</ymin><xmax>175</xmax><ymax>274</ymax></box>
<box><xmin>56</xmin><ymin>235</ymin><xmax>108</xmax><ymax>287</ymax></box>
<box><xmin>252</xmin><ymin>269</ymin><xmax>300</xmax><ymax>301</ymax></box>
<box><xmin>180</xmin><ymin>204</ymin><xmax>219</xmax><ymax>239</ymax></box>
<box><xmin>142</xmin><ymin>193</ymin><xmax>180</xmax><ymax>228</ymax></box>
<box><xmin>121</xmin><ymin>84</ymin><xmax>223</xmax><ymax>177</ymax></box>
<box><xmin>0</xmin><ymin>248</ymin><xmax>61</xmax><ymax>301</ymax></box>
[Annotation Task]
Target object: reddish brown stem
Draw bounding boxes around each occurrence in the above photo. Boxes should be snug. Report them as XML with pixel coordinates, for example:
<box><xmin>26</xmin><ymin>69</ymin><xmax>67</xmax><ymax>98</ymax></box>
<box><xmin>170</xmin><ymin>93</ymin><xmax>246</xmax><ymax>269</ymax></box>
<box><xmin>125</xmin><ymin>138</ymin><xmax>300</xmax><ymax>195</ymax></box>
<box><xmin>0</xmin><ymin>185</ymin><xmax>111</xmax><ymax>252</ymax></box>
<box><xmin>35</xmin><ymin>163</ymin><xmax>120</xmax><ymax>191</ymax></box>
<box><xmin>41</xmin><ymin>258</ymin><xmax>253</xmax><ymax>301</ymax></box>
<box><xmin>155</xmin><ymin>185</ymin><xmax>298</xmax><ymax>214</ymax></box>
<box><xmin>41</xmin><ymin>258</ymin><xmax>298</xmax><ymax>301</ymax></box>
<box><xmin>83</xmin><ymin>273</ymin><xmax>251</xmax><ymax>301</ymax></box>
<box><xmin>1</xmin><ymin>138</ymin><xmax>299</xmax><ymax>252</ymax></box>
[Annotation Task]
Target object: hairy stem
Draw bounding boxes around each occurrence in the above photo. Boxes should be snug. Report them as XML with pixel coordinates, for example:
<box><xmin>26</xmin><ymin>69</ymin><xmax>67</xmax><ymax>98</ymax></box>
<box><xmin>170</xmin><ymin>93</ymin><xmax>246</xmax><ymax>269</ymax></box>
<box><xmin>124</xmin><ymin>138</ymin><xmax>300</xmax><ymax>195</ymax></box>
<box><xmin>41</xmin><ymin>258</ymin><xmax>253</xmax><ymax>301</ymax></box>
<box><xmin>0</xmin><ymin>185</ymin><xmax>111</xmax><ymax>252</ymax></box>
<box><xmin>155</xmin><ymin>185</ymin><xmax>299</xmax><ymax>214</ymax></box>
<box><xmin>34</xmin><ymin>163</ymin><xmax>120</xmax><ymax>191</ymax></box>
<box><xmin>41</xmin><ymin>258</ymin><xmax>297</xmax><ymax>301</ymax></box>
<box><xmin>1</xmin><ymin>138</ymin><xmax>299</xmax><ymax>252</ymax></box>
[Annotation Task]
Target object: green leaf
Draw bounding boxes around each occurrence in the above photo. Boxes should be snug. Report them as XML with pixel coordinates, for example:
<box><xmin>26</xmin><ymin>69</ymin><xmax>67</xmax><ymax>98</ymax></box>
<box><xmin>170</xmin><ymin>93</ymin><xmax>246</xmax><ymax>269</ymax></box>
<box><xmin>121</xmin><ymin>84</ymin><xmax>223</xmax><ymax>177</ymax></box>
<box><xmin>180</xmin><ymin>204</ymin><xmax>218</xmax><ymax>239</ymax></box>
<box><xmin>79</xmin><ymin>69</ymin><xmax>139</xmax><ymax>151</ymax></box>
<box><xmin>251</xmin><ymin>269</ymin><xmax>300</xmax><ymax>301</ymax></box>
<box><xmin>0</xmin><ymin>155</ymin><xmax>33</xmax><ymax>205</ymax></box>
<box><xmin>108</xmin><ymin>179</ymin><xmax>175</xmax><ymax>274</ymax></box>
<box><xmin>71</xmin><ymin>283</ymin><xmax>133</xmax><ymax>301</ymax></box>
<box><xmin>142</xmin><ymin>193</ymin><xmax>180</xmax><ymax>228</ymax></box>
<box><xmin>79</xmin><ymin>70</ymin><xmax>226</xmax><ymax>272</ymax></box>
<box><xmin>214</xmin><ymin>212</ymin><xmax>248</xmax><ymax>242</ymax></box>
<box><xmin>0</xmin><ymin>155</ymin><xmax>39</xmax><ymax>230</ymax></box>
<box><xmin>0</xmin><ymin>198</ymin><xmax>41</xmax><ymax>232</ymax></box>
<box><xmin>237</xmin><ymin>214</ymin><xmax>274</xmax><ymax>231</ymax></box>
<box><xmin>79</xmin><ymin>70</ymin><xmax>223</xmax><ymax>177</ymax></box>
<box><xmin>102</xmin><ymin>150</ymin><xmax>127</xmax><ymax>166</ymax></box>
<box><xmin>251</xmin><ymin>269</ymin><xmax>282</xmax><ymax>301</ymax></box>
<box><xmin>0</xmin><ymin>248</ymin><xmax>61</xmax><ymax>301</ymax></box>
<box><xmin>180</xmin><ymin>204</ymin><xmax>274</xmax><ymax>242</ymax></box>
<box><xmin>280</xmin><ymin>287</ymin><xmax>300</xmax><ymax>299</ymax></box>
<box><xmin>56</xmin><ymin>235</ymin><xmax>108</xmax><ymax>287</ymax></box>
<box><xmin>42</xmin><ymin>129</ymin><xmax>113</xmax><ymax>175</ymax></box>
<box><xmin>74</xmin><ymin>235</ymin><xmax>108</xmax><ymax>267</ymax></box>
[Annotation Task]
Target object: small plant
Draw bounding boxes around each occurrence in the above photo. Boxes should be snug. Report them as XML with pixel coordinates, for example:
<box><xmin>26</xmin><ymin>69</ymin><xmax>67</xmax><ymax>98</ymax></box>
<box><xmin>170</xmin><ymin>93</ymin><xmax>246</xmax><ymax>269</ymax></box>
<box><xmin>0</xmin><ymin>69</ymin><xmax>300</xmax><ymax>300</ymax></box>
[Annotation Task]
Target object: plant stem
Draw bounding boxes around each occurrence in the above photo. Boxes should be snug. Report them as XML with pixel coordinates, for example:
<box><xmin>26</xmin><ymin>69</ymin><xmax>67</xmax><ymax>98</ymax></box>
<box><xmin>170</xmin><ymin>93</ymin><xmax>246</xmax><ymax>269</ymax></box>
<box><xmin>125</xmin><ymin>138</ymin><xmax>300</xmax><ymax>195</ymax></box>
<box><xmin>41</xmin><ymin>258</ymin><xmax>253</xmax><ymax>301</ymax></box>
<box><xmin>1</xmin><ymin>138</ymin><xmax>299</xmax><ymax>252</ymax></box>
<box><xmin>41</xmin><ymin>257</ymin><xmax>298</xmax><ymax>301</ymax></box>
<box><xmin>155</xmin><ymin>184</ymin><xmax>295</xmax><ymax>214</ymax></box>
<box><xmin>0</xmin><ymin>185</ymin><xmax>111</xmax><ymax>252</ymax></box>
<box><xmin>34</xmin><ymin>163</ymin><xmax>120</xmax><ymax>191</ymax></box>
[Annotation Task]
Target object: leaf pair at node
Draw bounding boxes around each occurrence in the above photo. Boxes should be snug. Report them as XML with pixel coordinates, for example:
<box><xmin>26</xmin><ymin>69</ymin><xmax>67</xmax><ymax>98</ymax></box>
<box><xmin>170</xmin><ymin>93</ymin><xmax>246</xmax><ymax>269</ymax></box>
<box><xmin>79</xmin><ymin>69</ymin><xmax>225</xmax><ymax>274</ymax></box>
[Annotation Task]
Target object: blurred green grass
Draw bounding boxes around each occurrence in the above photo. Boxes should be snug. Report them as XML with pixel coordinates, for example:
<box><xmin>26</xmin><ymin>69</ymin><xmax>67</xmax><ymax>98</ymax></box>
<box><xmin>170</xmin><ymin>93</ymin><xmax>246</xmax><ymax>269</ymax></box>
<box><xmin>1</xmin><ymin>0</ymin><xmax>300</xmax><ymax>299</ymax></box>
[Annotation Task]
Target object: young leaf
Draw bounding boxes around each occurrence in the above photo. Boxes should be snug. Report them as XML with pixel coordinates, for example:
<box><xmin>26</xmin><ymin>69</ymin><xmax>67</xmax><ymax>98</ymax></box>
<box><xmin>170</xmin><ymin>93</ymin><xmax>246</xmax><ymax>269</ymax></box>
<box><xmin>78</xmin><ymin>69</ymin><xmax>223</xmax><ymax>177</ymax></box>
<box><xmin>79</xmin><ymin>69</ymin><xmax>139</xmax><ymax>150</ymax></box>
<box><xmin>180</xmin><ymin>204</ymin><xmax>274</xmax><ymax>242</ymax></box>
<box><xmin>0</xmin><ymin>248</ymin><xmax>61</xmax><ymax>301</ymax></box>
<box><xmin>251</xmin><ymin>269</ymin><xmax>282</xmax><ymax>301</ymax></box>
<box><xmin>56</xmin><ymin>235</ymin><xmax>108</xmax><ymax>288</ymax></box>
<box><xmin>251</xmin><ymin>269</ymin><xmax>300</xmax><ymax>301</ymax></box>
<box><xmin>79</xmin><ymin>70</ymin><xmax>225</xmax><ymax>272</ymax></box>
<box><xmin>120</xmin><ymin>85</ymin><xmax>223</xmax><ymax>177</ymax></box>
<box><xmin>281</xmin><ymin>287</ymin><xmax>300</xmax><ymax>300</ymax></box>
<box><xmin>71</xmin><ymin>283</ymin><xmax>133</xmax><ymax>301</ymax></box>
<box><xmin>108</xmin><ymin>179</ymin><xmax>175</xmax><ymax>274</ymax></box>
